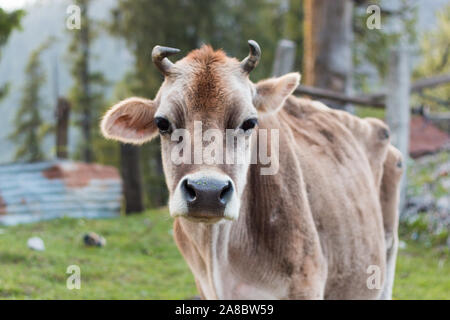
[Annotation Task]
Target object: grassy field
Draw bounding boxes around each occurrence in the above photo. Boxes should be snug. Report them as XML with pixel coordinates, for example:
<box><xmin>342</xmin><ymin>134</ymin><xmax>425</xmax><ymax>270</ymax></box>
<box><xmin>0</xmin><ymin>208</ymin><xmax>448</xmax><ymax>299</ymax></box>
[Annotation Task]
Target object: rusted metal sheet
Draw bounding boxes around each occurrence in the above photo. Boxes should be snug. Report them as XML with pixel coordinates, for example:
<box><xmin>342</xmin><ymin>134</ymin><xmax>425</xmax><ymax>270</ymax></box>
<box><xmin>0</xmin><ymin>160</ymin><xmax>122</xmax><ymax>226</ymax></box>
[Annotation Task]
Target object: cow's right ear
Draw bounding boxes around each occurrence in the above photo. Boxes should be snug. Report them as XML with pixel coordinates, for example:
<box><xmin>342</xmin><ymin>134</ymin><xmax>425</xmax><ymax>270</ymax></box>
<box><xmin>100</xmin><ymin>97</ymin><xmax>158</xmax><ymax>145</ymax></box>
<box><xmin>253</xmin><ymin>72</ymin><xmax>300</xmax><ymax>113</ymax></box>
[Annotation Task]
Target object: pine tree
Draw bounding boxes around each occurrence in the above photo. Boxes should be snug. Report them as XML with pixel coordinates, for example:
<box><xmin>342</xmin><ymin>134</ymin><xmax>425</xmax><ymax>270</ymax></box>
<box><xmin>283</xmin><ymin>0</ymin><xmax>304</xmax><ymax>71</ymax></box>
<box><xmin>352</xmin><ymin>0</ymin><xmax>418</xmax><ymax>93</ymax></box>
<box><xmin>67</xmin><ymin>0</ymin><xmax>106</xmax><ymax>163</ymax></box>
<box><xmin>9</xmin><ymin>41</ymin><xmax>51</xmax><ymax>162</ymax></box>
<box><xmin>0</xmin><ymin>8</ymin><xmax>24</xmax><ymax>100</ymax></box>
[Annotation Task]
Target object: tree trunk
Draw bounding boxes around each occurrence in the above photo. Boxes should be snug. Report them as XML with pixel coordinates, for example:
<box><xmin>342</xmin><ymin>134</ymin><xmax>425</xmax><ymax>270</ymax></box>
<box><xmin>303</xmin><ymin>0</ymin><xmax>354</xmax><ymax>110</ymax></box>
<box><xmin>120</xmin><ymin>143</ymin><xmax>144</xmax><ymax>214</ymax></box>
<box><xmin>55</xmin><ymin>97</ymin><xmax>70</xmax><ymax>159</ymax></box>
<box><xmin>80</xmin><ymin>0</ymin><xmax>92</xmax><ymax>162</ymax></box>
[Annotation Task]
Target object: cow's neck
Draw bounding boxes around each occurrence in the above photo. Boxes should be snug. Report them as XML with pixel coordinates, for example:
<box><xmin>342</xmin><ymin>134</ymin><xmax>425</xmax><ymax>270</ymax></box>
<box><xmin>177</xmin><ymin>116</ymin><xmax>324</xmax><ymax>298</ymax></box>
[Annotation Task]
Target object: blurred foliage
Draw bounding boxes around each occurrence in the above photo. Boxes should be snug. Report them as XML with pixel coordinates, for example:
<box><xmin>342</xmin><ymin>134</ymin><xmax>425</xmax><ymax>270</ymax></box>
<box><xmin>353</xmin><ymin>0</ymin><xmax>418</xmax><ymax>93</ymax></box>
<box><xmin>109</xmin><ymin>0</ymin><xmax>291</xmax><ymax>93</ymax></box>
<box><xmin>0</xmin><ymin>8</ymin><xmax>24</xmax><ymax>51</ymax></box>
<box><xmin>412</xmin><ymin>4</ymin><xmax>450</xmax><ymax>112</ymax></box>
<box><xmin>400</xmin><ymin>213</ymin><xmax>449</xmax><ymax>248</ymax></box>
<box><xmin>8</xmin><ymin>40</ymin><xmax>53</xmax><ymax>162</ymax></box>
<box><xmin>355</xmin><ymin>106</ymin><xmax>385</xmax><ymax>119</ymax></box>
<box><xmin>0</xmin><ymin>8</ymin><xmax>24</xmax><ymax>100</ymax></box>
<box><xmin>283</xmin><ymin>0</ymin><xmax>304</xmax><ymax>72</ymax></box>
<box><xmin>67</xmin><ymin>0</ymin><xmax>108</xmax><ymax>163</ymax></box>
<box><xmin>404</xmin><ymin>151</ymin><xmax>450</xmax><ymax>247</ymax></box>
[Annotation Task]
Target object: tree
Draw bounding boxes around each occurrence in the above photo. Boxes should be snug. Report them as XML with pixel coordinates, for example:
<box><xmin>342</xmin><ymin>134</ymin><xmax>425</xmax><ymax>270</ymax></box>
<box><xmin>352</xmin><ymin>0</ymin><xmax>417</xmax><ymax>94</ymax></box>
<box><xmin>303</xmin><ymin>0</ymin><xmax>354</xmax><ymax>110</ymax></box>
<box><xmin>120</xmin><ymin>143</ymin><xmax>144</xmax><ymax>214</ymax></box>
<box><xmin>282</xmin><ymin>0</ymin><xmax>304</xmax><ymax>72</ymax></box>
<box><xmin>55</xmin><ymin>97</ymin><xmax>71</xmax><ymax>159</ymax></box>
<box><xmin>303</xmin><ymin>0</ymin><xmax>418</xmax><ymax>112</ymax></box>
<box><xmin>0</xmin><ymin>8</ymin><xmax>24</xmax><ymax>100</ymax></box>
<box><xmin>67</xmin><ymin>0</ymin><xmax>106</xmax><ymax>163</ymax></box>
<box><xmin>412</xmin><ymin>4</ymin><xmax>450</xmax><ymax>112</ymax></box>
<box><xmin>9</xmin><ymin>41</ymin><xmax>51</xmax><ymax>162</ymax></box>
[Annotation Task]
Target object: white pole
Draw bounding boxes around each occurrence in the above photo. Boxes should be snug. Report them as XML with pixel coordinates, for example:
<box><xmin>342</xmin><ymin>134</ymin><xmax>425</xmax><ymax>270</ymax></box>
<box><xmin>386</xmin><ymin>44</ymin><xmax>411</xmax><ymax>212</ymax></box>
<box><xmin>272</xmin><ymin>39</ymin><xmax>297</xmax><ymax>77</ymax></box>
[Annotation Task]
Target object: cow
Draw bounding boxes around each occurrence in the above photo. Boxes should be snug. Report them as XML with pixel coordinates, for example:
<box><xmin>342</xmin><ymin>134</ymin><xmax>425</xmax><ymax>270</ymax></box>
<box><xmin>100</xmin><ymin>40</ymin><xmax>403</xmax><ymax>300</ymax></box>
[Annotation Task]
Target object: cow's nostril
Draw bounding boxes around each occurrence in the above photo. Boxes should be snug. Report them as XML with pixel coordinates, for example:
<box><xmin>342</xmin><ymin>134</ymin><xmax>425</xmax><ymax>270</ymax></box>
<box><xmin>182</xmin><ymin>179</ymin><xmax>197</xmax><ymax>202</ymax></box>
<box><xmin>219</xmin><ymin>181</ymin><xmax>233</xmax><ymax>204</ymax></box>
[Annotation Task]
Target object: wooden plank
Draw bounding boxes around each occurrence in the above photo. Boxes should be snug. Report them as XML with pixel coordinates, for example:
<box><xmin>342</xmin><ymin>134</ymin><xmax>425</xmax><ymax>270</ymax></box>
<box><xmin>294</xmin><ymin>85</ymin><xmax>385</xmax><ymax>108</ymax></box>
<box><xmin>411</xmin><ymin>74</ymin><xmax>450</xmax><ymax>92</ymax></box>
<box><xmin>294</xmin><ymin>73</ymin><xmax>450</xmax><ymax>108</ymax></box>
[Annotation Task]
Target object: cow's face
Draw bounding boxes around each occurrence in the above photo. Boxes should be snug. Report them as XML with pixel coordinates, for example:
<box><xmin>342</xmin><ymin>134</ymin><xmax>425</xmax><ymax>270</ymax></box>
<box><xmin>101</xmin><ymin>41</ymin><xmax>299</xmax><ymax>223</ymax></box>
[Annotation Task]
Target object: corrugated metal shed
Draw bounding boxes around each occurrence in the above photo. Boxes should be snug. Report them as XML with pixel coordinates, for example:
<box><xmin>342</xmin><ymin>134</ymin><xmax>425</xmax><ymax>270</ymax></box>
<box><xmin>0</xmin><ymin>160</ymin><xmax>122</xmax><ymax>226</ymax></box>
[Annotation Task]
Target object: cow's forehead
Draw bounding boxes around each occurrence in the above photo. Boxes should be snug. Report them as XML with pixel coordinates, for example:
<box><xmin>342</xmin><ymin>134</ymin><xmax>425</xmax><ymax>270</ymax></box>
<box><xmin>157</xmin><ymin>45</ymin><xmax>255</xmax><ymax>122</ymax></box>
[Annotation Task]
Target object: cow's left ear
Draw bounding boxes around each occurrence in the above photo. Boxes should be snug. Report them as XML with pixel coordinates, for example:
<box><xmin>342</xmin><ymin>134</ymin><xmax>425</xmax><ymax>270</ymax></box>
<box><xmin>100</xmin><ymin>97</ymin><xmax>158</xmax><ymax>145</ymax></box>
<box><xmin>253</xmin><ymin>72</ymin><xmax>300</xmax><ymax>113</ymax></box>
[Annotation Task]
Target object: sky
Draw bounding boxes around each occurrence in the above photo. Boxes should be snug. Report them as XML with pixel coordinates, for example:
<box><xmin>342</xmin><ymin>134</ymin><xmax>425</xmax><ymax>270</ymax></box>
<box><xmin>0</xmin><ymin>0</ymin><xmax>35</xmax><ymax>11</ymax></box>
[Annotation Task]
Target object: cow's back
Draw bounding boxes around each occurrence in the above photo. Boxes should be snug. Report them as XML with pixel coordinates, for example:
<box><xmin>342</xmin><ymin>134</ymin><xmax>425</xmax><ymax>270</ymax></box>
<box><xmin>277</xmin><ymin>96</ymin><xmax>398</xmax><ymax>299</ymax></box>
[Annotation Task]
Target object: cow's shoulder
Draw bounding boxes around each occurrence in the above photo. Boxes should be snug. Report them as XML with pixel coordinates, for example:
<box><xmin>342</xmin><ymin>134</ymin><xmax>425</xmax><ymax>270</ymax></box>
<box><xmin>284</xmin><ymin>96</ymin><xmax>389</xmax><ymax>144</ymax></box>
<box><xmin>282</xmin><ymin>96</ymin><xmax>391</xmax><ymax>185</ymax></box>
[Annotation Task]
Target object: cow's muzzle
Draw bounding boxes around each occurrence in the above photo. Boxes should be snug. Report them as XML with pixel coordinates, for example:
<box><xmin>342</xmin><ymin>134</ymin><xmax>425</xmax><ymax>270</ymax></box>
<box><xmin>169</xmin><ymin>171</ymin><xmax>239</xmax><ymax>223</ymax></box>
<box><xmin>182</xmin><ymin>177</ymin><xmax>233</xmax><ymax>212</ymax></box>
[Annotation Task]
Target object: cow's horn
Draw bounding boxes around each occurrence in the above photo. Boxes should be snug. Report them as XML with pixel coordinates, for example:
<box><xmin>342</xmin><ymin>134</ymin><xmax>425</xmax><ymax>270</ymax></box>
<box><xmin>152</xmin><ymin>45</ymin><xmax>180</xmax><ymax>75</ymax></box>
<box><xmin>240</xmin><ymin>40</ymin><xmax>261</xmax><ymax>74</ymax></box>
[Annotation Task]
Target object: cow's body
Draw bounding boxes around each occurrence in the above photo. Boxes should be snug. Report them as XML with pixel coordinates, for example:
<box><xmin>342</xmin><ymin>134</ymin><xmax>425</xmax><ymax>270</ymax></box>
<box><xmin>101</xmin><ymin>42</ymin><xmax>402</xmax><ymax>300</ymax></box>
<box><xmin>174</xmin><ymin>96</ymin><xmax>402</xmax><ymax>300</ymax></box>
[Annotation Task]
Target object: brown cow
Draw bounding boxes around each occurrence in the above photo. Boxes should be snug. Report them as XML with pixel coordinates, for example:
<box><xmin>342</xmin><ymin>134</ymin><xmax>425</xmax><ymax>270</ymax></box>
<box><xmin>101</xmin><ymin>41</ymin><xmax>403</xmax><ymax>299</ymax></box>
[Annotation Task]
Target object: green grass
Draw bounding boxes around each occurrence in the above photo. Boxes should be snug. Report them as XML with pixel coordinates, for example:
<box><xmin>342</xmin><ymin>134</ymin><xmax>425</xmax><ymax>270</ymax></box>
<box><xmin>0</xmin><ymin>209</ymin><xmax>448</xmax><ymax>299</ymax></box>
<box><xmin>355</xmin><ymin>106</ymin><xmax>385</xmax><ymax>120</ymax></box>
<box><xmin>0</xmin><ymin>208</ymin><xmax>197</xmax><ymax>299</ymax></box>
<box><xmin>394</xmin><ymin>241</ymin><xmax>449</xmax><ymax>300</ymax></box>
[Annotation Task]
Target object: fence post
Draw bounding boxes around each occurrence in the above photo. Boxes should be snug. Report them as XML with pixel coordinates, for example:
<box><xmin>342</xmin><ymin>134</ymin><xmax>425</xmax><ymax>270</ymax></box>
<box><xmin>385</xmin><ymin>45</ymin><xmax>411</xmax><ymax>212</ymax></box>
<box><xmin>272</xmin><ymin>39</ymin><xmax>297</xmax><ymax>77</ymax></box>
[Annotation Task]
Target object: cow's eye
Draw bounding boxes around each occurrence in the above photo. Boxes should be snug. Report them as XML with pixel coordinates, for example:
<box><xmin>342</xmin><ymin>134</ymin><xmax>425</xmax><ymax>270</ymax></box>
<box><xmin>155</xmin><ymin>117</ymin><xmax>171</xmax><ymax>133</ymax></box>
<box><xmin>240</xmin><ymin>118</ymin><xmax>258</xmax><ymax>131</ymax></box>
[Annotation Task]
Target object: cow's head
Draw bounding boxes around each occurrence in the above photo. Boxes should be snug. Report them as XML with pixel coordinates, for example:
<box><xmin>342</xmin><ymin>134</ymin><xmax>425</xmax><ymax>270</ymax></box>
<box><xmin>101</xmin><ymin>41</ymin><xmax>299</xmax><ymax>223</ymax></box>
